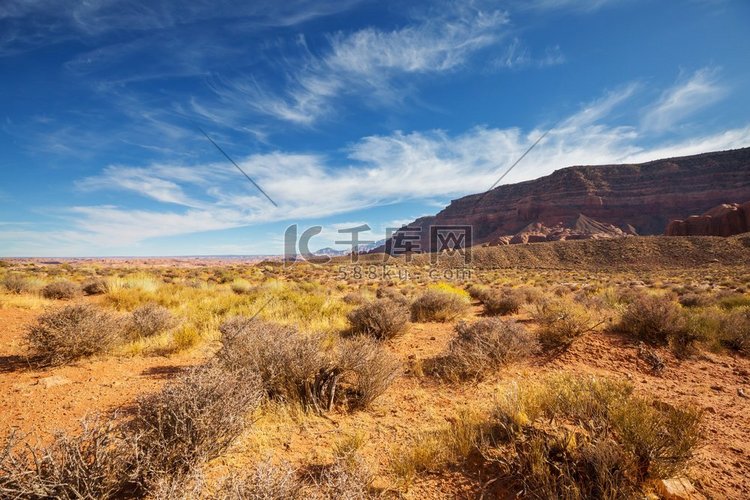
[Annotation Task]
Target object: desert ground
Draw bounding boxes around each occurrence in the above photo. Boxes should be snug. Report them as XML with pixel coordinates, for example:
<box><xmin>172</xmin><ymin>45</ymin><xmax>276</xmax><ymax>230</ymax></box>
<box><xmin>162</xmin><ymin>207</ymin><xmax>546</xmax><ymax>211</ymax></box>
<box><xmin>1</xmin><ymin>236</ymin><xmax>749</xmax><ymax>499</ymax></box>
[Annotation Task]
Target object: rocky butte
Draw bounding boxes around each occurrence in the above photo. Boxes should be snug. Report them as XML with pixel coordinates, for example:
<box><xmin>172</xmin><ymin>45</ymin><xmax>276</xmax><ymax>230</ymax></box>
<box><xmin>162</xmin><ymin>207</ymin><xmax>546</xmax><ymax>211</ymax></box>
<box><xmin>379</xmin><ymin>147</ymin><xmax>750</xmax><ymax>253</ymax></box>
<box><xmin>666</xmin><ymin>201</ymin><xmax>750</xmax><ymax>237</ymax></box>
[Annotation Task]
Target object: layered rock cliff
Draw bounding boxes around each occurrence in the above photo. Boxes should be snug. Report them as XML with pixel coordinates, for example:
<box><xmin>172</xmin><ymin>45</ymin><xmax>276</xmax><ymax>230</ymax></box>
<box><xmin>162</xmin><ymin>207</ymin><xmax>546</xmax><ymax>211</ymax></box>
<box><xmin>380</xmin><ymin>147</ymin><xmax>750</xmax><ymax>252</ymax></box>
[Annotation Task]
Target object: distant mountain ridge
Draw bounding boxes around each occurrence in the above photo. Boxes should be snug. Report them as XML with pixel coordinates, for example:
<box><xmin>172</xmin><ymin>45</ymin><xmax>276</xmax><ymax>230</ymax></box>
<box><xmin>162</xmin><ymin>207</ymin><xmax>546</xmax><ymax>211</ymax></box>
<box><xmin>314</xmin><ymin>239</ymin><xmax>386</xmax><ymax>257</ymax></box>
<box><xmin>377</xmin><ymin>147</ymin><xmax>750</xmax><ymax>252</ymax></box>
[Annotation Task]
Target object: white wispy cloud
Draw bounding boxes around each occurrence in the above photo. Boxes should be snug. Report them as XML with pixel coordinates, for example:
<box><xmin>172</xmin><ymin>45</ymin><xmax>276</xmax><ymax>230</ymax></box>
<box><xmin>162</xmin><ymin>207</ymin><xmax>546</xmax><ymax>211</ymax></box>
<box><xmin>525</xmin><ymin>0</ymin><xmax>629</xmax><ymax>12</ymax></box>
<box><xmin>213</xmin><ymin>7</ymin><xmax>510</xmax><ymax>125</ymax></box>
<box><xmin>563</xmin><ymin>83</ymin><xmax>640</xmax><ymax>128</ymax></box>
<box><xmin>39</xmin><ymin>77</ymin><xmax>747</xmax><ymax>253</ymax></box>
<box><xmin>494</xmin><ymin>38</ymin><xmax>565</xmax><ymax>69</ymax></box>
<box><xmin>4</xmin><ymin>70</ymin><xmax>748</xmax><ymax>255</ymax></box>
<box><xmin>642</xmin><ymin>67</ymin><xmax>727</xmax><ymax>132</ymax></box>
<box><xmin>0</xmin><ymin>0</ymin><xmax>366</xmax><ymax>55</ymax></box>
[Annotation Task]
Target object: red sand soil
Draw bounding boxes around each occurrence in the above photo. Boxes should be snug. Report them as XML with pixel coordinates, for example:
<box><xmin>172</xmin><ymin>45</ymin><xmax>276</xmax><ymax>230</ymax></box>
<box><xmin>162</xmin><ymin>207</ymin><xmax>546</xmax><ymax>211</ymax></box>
<box><xmin>1</xmin><ymin>304</ymin><xmax>748</xmax><ymax>498</ymax></box>
<box><xmin>0</xmin><ymin>308</ymin><xmax>198</xmax><ymax>442</ymax></box>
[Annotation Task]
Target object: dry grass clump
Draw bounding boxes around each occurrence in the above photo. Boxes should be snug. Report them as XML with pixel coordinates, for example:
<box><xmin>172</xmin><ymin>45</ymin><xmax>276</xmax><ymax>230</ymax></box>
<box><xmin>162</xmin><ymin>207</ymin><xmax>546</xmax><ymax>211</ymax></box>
<box><xmin>478</xmin><ymin>289</ymin><xmax>524</xmax><ymax>316</ymax></box>
<box><xmin>618</xmin><ymin>294</ymin><xmax>684</xmax><ymax>345</ymax></box>
<box><xmin>25</xmin><ymin>303</ymin><xmax>124</xmax><ymax>365</ymax></box>
<box><xmin>678</xmin><ymin>292</ymin><xmax>713</xmax><ymax>308</ymax></box>
<box><xmin>0</xmin><ymin>418</ymin><xmax>134</xmax><ymax>499</ymax></box>
<box><xmin>342</xmin><ymin>292</ymin><xmax>367</xmax><ymax>305</ymax></box>
<box><xmin>493</xmin><ymin>374</ymin><xmax>701</xmax><ymax>498</ymax></box>
<box><xmin>390</xmin><ymin>409</ymin><xmax>486</xmax><ymax>486</ymax></box>
<box><xmin>132</xmin><ymin>362</ymin><xmax>264</xmax><ymax>484</ymax></box>
<box><xmin>338</xmin><ymin>336</ymin><xmax>401</xmax><ymax>410</ymax></box>
<box><xmin>215</xmin><ymin>458</ymin><xmax>302</xmax><ymax>499</ymax></box>
<box><xmin>347</xmin><ymin>299</ymin><xmax>409</xmax><ymax>339</ymax></box>
<box><xmin>530</xmin><ymin>297</ymin><xmax>603</xmax><ymax>350</ymax></box>
<box><xmin>308</xmin><ymin>453</ymin><xmax>374</xmax><ymax>499</ymax></box>
<box><xmin>41</xmin><ymin>280</ymin><xmax>80</xmax><ymax>300</ymax></box>
<box><xmin>427</xmin><ymin>318</ymin><xmax>538</xmax><ymax>381</ymax></box>
<box><xmin>2</xmin><ymin>361</ymin><xmax>265</xmax><ymax>497</ymax></box>
<box><xmin>218</xmin><ymin>318</ymin><xmax>398</xmax><ymax>412</ymax></box>
<box><xmin>1</xmin><ymin>274</ymin><xmax>33</xmax><ymax>294</ymax></box>
<box><xmin>215</xmin><ymin>452</ymin><xmax>374</xmax><ymax>499</ymax></box>
<box><xmin>128</xmin><ymin>303</ymin><xmax>177</xmax><ymax>339</ymax></box>
<box><xmin>82</xmin><ymin>278</ymin><xmax>108</xmax><ymax>295</ymax></box>
<box><xmin>717</xmin><ymin>292</ymin><xmax>750</xmax><ymax>310</ymax></box>
<box><xmin>230</xmin><ymin>279</ymin><xmax>253</xmax><ymax>295</ymax></box>
<box><xmin>717</xmin><ymin>308</ymin><xmax>750</xmax><ymax>355</ymax></box>
<box><xmin>375</xmin><ymin>286</ymin><xmax>409</xmax><ymax>305</ymax></box>
<box><xmin>466</xmin><ymin>283</ymin><xmax>488</xmax><ymax>300</ymax></box>
<box><xmin>621</xmin><ymin>293</ymin><xmax>748</xmax><ymax>356</ymax></box>
<box><xmin>410</xmin><ymin>290</ymin><xmax>469</xmax><ymax>323</ymax></box>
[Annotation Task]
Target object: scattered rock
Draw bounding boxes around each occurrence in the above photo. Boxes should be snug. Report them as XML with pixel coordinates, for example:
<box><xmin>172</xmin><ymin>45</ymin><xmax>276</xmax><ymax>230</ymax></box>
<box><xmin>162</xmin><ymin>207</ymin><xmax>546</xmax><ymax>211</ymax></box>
<box><xmin>738</xmin><ymin>388</ymin><xmax>748</xmax><ymax>398</ymax></box>
<box><xmin>710</xmin><ymin>385</ymin><xmax>723</xmax><ymax>392</ymax></box>
<box><xmin>654</xmin><ymin>477</ymin><xmax>697</xmax><ymax>500</ymax></box>
<box><xmin>38</xmin><ymin>375</ymin><xmax>72</xmax><ymax>389</ymax></box>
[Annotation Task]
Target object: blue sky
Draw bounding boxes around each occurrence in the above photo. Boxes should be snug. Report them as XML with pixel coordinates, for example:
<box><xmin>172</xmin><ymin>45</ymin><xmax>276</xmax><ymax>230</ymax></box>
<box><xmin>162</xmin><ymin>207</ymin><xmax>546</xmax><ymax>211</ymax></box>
<box><xmin>1</xmin><ymin>0</ymin><xmax>749</xmax><ymax>256</ymax></box>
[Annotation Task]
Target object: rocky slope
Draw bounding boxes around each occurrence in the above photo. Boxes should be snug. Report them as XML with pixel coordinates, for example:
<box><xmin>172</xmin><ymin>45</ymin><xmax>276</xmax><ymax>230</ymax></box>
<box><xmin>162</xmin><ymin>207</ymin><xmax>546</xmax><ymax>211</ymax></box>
<box><xmin>666</xmin><ymin>201</ymin><xmax>750</xmax><ymax>236</ymax></box>
<box><xmin>381</xmin><ymin>147</ymin><xmax>750</xmax><ymax>252</ymax></box>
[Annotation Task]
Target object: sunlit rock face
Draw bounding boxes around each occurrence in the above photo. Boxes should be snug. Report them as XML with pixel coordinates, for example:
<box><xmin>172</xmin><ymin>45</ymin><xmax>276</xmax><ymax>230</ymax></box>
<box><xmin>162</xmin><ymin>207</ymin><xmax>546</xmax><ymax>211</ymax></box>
<box><xmin>666</xmin><ymin>201</ymin><xmax>750</xmax><ymax>237</ymax></box>
<box><xmin>377</xmin><ymin>147</ymin><xmax>750</xmax><ymax>252</ymax></box>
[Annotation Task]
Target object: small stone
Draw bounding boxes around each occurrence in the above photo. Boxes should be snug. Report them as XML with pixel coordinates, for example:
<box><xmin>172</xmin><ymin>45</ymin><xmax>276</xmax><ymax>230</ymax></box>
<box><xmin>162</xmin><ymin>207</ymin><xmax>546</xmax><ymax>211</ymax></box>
<box><xmin>738</xmin><ymin>388</ymin><xmax>748</xmax><ymax>398</ymax></box>
<box><xmin>704</xmin><ymin>406</ymin><xmax>716</xmax><ymax>414</ymax></box>
<box><xmin>710</xmin><ymin>385</ymin><xmax>723</xmax><ymax>392</ymax></box>
<box><xmin>654</xmin><ymin>478</ymin><xmax>697</xmax><ymax>500</ymax></box>
<box><xmin>38</xmin><ymin>375</ymin><xmax>72</xmax><ymax>389</ymax></box>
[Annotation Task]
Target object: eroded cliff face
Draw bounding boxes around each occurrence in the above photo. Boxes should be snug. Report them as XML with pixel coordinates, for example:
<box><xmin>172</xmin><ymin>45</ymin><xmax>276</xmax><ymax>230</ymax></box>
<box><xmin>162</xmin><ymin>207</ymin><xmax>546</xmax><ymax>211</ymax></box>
<box><xmin>381</xmin><ymin>147</ymin><xmax>750</xmax><ymax>252</ymax></box>
<box><xmin>666</xmin><ymin>201</ymin><xmax>750</xmax><ymax>237</ymax></box>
